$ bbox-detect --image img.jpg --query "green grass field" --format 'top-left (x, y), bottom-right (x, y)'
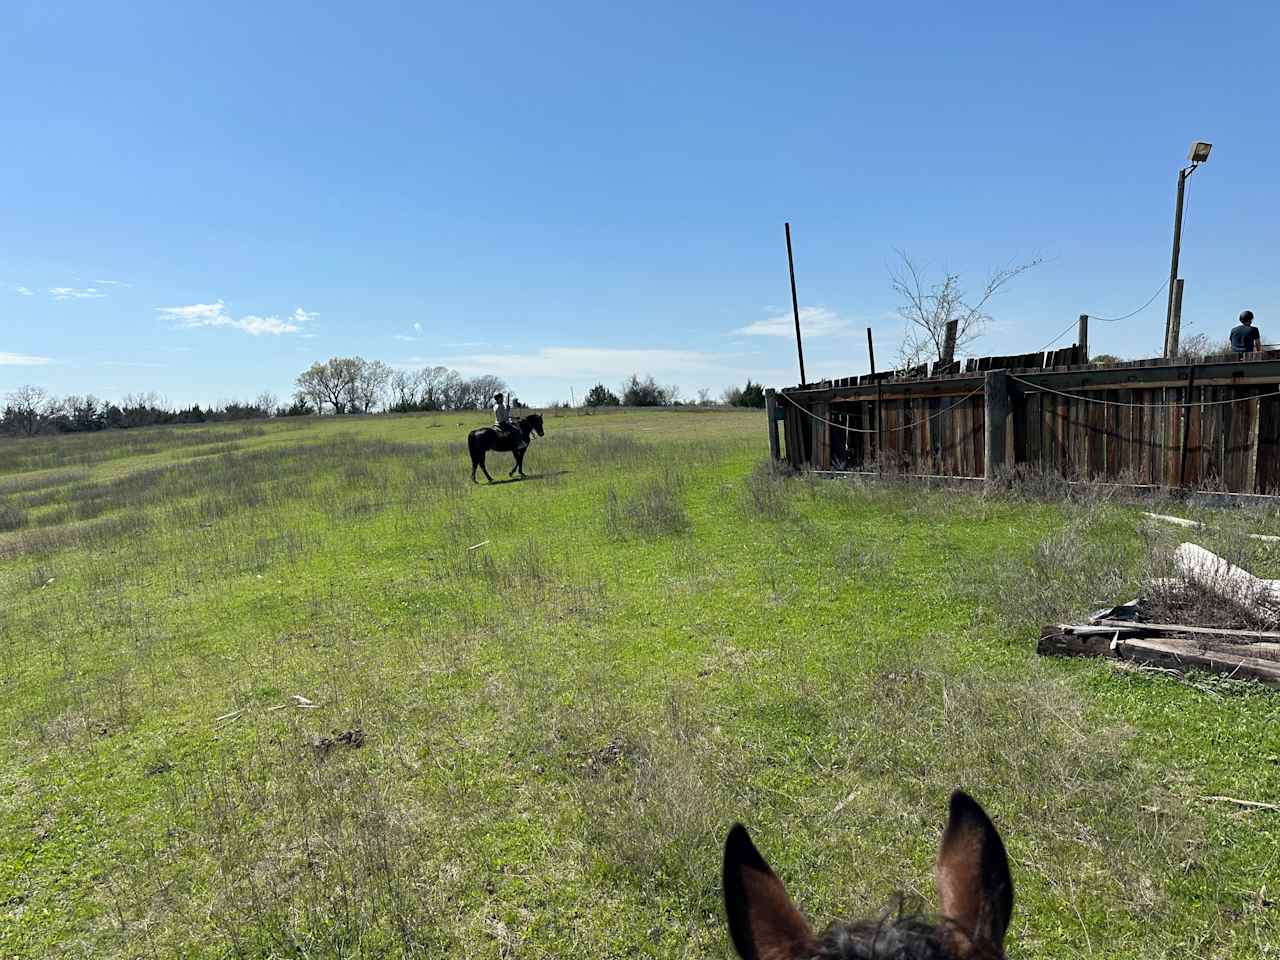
top-left (3, 408), bottom-right (1280, 958)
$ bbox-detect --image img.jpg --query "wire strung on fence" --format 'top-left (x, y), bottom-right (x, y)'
top-left (1008, 374), bottom-right (1280, 409)
top-left (778, 384), bottom-right (985, 434)
top-left (1035, 279), bottom-right (1171, 353)
top-left (1087, 279), bottom-right (1169, 323)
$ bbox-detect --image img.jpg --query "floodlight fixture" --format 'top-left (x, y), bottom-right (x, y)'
top-left (1188, 141), bottom-right (1212, 164)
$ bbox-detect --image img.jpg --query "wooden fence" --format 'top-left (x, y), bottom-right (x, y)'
top-left (768, 351), bottom-right (1280, 493)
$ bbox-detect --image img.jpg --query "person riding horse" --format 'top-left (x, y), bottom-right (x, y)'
top-left (492, 392), bottom-right (527, 454)
top-left (468, 405), bottom-right (544, 483)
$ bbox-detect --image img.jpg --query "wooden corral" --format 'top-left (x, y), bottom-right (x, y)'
top-left (767, 349), bottom-right (1280, 494)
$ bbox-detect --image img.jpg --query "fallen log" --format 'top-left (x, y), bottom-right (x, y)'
top-left (1173, 542), bottom-right (1280, 609)
top-left (1038, 624), bottom-right (1141, 658)
top-left (1039, 624), bottom-right (1280, 688)
top-left (1113, 635), bottom-right (1280, 687)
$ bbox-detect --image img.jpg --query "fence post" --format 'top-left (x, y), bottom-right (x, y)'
top-left (1165, 279), bottom-right (1185, 359)
top-left (942, 320), bottom-right (959, 364)
top-left (984, 370), bottom-right (1009, 483)
top-left (765, 389), bottom-right (781, 461)
top-left (1078, 315), bottom-right (1089, 362)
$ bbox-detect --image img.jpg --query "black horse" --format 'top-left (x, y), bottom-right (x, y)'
top-left (468, 413), bottom-right (545, 483)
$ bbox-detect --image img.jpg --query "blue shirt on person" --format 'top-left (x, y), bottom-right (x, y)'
top-left (1230, 323), bottom-right (1261, 354)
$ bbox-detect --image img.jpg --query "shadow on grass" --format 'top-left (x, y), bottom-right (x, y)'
top-left (480, 470), bottom-right (571, 485)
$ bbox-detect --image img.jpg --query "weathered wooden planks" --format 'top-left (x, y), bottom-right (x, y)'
top-left (780, 355), bottom-right (1280, 492)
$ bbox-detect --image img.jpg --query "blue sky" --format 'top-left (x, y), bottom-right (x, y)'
top-left (2, 0), bottom-right (1277, 406)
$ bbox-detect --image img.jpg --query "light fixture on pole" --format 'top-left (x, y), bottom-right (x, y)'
top-left (1163, 140), bottom-right (1212, 358)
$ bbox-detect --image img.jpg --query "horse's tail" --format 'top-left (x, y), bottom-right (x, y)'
top-left (467, 430), bottom-right (485, 467)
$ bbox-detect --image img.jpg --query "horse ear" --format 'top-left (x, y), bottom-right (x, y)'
top-left (935, 791), bottom-right (1014, 956)
top-left (722, 824), bottom-right (816, 960)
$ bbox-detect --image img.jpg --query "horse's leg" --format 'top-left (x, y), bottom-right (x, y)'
top-left (509, 449), bottom-right (520, 477)
top-left (516, 447), bottom-right (526, 477)
top-left (479, 451), bottom-right (495, 483)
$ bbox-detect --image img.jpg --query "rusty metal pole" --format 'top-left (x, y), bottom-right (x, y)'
top-left (785, 222), bottom-right (806, 385)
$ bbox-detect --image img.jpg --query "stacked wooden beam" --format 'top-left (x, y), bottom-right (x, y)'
top-left (1039, 620), bottom-right (1280, 687)
top-left (1038, 544), bottom-right (1280, 689)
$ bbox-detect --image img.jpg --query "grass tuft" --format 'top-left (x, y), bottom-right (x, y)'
top-left (603, 469), bottom-right (690, 538)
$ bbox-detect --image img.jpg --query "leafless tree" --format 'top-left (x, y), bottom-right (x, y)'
top-left (352, 359), bottom-right (392, 412)
top-left (5, 385), bottom-right (50, 435)
top-left (437, 369), bottom-right (467, 410)
top-left (254, 391), bottom-right (278, 416)
top-left (468, 374), bottom-right (508, 410)
top-left (1178, 333), bottom-right (1232, 360)
top-left (892, 250), bottom-right (1043, 368)
top-left (389, 369), bottom-right (419, 409)
top-left (417, 366), bottom-right (452, 410)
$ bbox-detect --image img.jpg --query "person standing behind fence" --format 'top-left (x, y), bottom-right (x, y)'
top-left (1231, 310), bottom-right (1262, 354)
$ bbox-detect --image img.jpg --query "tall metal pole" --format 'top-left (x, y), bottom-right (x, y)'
top-left (1163, 166), bottom-right (1189, 358)
top-left (866, 327), bottom-right (877, 374)
top-left (785, 222), bottom-right (806, 385)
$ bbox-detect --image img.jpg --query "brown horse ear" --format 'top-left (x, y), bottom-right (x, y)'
top-left (935, 791), bottom-right (1014, 956)
top-left (723, 824), bottom-right (816, 960)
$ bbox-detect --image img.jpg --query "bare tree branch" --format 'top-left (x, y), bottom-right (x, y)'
top-left (891, 251), bottom-right (1043, 369)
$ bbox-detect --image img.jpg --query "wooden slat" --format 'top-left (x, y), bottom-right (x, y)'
top-left (1258, 389), bottom-right (1280, 494)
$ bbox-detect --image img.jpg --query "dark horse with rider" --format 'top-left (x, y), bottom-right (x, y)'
top-left (468, 391), bottom-right (545, 483)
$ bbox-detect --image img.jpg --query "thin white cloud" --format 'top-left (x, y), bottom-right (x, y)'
top-left (93, 279), bottom-right (131, 287)
top-left (0, 352), bottom-right (54, 365)
top-left (733, 306), bottom-right (850, 338)
top-left (238, 314), bottom-right (302, 336)
top-left (50, 286), bottom-right (107, 300)
top-left (158, 300), bottom-right (226, 322)
top-left (15, 286), bottom-right (34, 296)
top-left (394, 321), bottom-right (426, 343)
top-left (158, 299), bottom-right (313, 336)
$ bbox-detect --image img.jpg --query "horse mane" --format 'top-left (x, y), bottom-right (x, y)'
top-left (809, 916), bottom-right (951, 960)
top-left (808, 904), bottom-right (1000, 960)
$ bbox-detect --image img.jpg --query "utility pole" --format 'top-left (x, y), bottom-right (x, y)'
top-left (785, 222), bottom-right (806, 385)
top-left (1163, 166), bottom-right (1189, 358)
top-left (1163, 141), bottom-right (1213, 358)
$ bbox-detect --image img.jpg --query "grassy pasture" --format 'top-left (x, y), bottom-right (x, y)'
top-left (2, 408), bottom-right (1279, 958)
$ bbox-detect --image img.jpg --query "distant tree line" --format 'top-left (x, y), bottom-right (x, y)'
top-left (583, 374), bottom-right (681, 408)
top-left (1, 356), bottom-right (517, 439)
top-left (581, 375), bottom-right (766, 409)
top-left (0, 385), bottom-right (283, 437)
top-left (293, 357), bottom-right (515, 415)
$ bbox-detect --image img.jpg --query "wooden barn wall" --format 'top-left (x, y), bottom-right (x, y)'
top-left (782, 380), bottom-right (1280, 494)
